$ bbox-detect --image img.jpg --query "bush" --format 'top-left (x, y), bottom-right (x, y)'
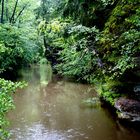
top-left (0, 78), bottom-right (27, 139)
top-left (0, 24), bottom-right (41, 74)
top-left (55, 24), bottom-right (101, 83)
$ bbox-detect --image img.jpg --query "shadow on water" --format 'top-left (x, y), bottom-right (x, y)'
top-left (6, 63), bottom-right (140, 140)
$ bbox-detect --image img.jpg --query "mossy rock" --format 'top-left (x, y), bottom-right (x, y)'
top-left (115, 97), bottom-right (140, 121)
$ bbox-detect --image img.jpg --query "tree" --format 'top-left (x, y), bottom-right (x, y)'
top-left (0, 0), bottom-right (42, 74)
top-left (0, 0), bottom-right (4, 23)
top-left (9, 0), bottom-right (19, 23)
top-left (0, 0), bottom-right (39, 24)
top-left (5, 0), bottom-right (9, 21)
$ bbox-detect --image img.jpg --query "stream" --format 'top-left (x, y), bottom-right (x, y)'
top-left (7, 64), bottom-right (140, 140)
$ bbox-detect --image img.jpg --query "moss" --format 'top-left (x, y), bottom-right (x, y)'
top-left (97, 0), bottom-right (140, 81)
top-left (104, 1), bottom-right (139, 34)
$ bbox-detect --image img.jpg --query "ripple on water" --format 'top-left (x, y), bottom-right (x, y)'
top-left (9, 123), bottom-right (87, 140)
top-left (10, 124), bottom-right (66, 140)
top-left (7, 65), bottom-right (140, 140)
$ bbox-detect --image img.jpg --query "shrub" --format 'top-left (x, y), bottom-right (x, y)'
top-left (0, 78), bottom-right (27, 139)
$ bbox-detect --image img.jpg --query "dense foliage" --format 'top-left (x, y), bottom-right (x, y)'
top-left (0, 0), bottom-right (43, 75)
top-left (0, 24), bottom-right (41, 75)
top-left (63, 0), bottom-right (117, 28)
top-left (55, 24), bottom-right (100, 82)
top-left (37, 0), bottom-right (140, 104)
top-left (0, 79), bottom-right (27, 139)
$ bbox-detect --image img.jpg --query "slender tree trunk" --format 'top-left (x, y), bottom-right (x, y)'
top-left (42, 0), bottom-right (46, 20)
top-left (43, 36), bottom-right (49, 57)
top-left (5, 0), bottom-right (9, 22)
top-left (1, 0), bottom-right (5, 23)
top-left (43, 36), bottom-right (47, 49)
top-left (14, 4), bottom-right (28, 23)
top-left (10, 0), bottom-right (18, 23)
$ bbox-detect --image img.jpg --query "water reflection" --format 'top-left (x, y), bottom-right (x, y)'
top-left (7, 65), bottom-right (140, 140)
top-left (40, 58), bottom-right (52, 86)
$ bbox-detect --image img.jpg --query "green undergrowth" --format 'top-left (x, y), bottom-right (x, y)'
top-left (0, 78), bottom-right (27, 139)
top-left (96, 0), bottom-right (140, 105)
top-left (96, 80), bottom-right (125, 105)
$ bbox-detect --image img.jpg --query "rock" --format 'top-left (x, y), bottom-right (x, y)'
top-left (115, 97), bottom-right (140, 122)
top-left (133, 84), bottom-right (140, 101)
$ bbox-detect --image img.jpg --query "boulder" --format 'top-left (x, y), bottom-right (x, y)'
top-left (115, 97), bottom-right (140, 122)
top-left (133, 84), bottom-right (140, 101)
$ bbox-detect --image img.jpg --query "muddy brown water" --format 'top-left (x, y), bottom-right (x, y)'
top-left (7, 65), bottom-right (140, 140)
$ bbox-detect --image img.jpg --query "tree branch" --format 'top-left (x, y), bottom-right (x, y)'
top-left (14, 4), bottom-right (28, 23)
top-left (10, 0), bottom-right (19, 23)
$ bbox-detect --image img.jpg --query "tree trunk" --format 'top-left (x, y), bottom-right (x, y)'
top-left (14, 4), bottom-right (28, 23)
top-left (1, 0), bottom-right (5, 23)
top-left (10, 0), bottom-right (18, 23)
top-left (5, 0), bottom-right (9, 22)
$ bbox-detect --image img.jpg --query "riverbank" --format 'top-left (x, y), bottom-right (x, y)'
top-left (96, 81), bottom-right (140, 122)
